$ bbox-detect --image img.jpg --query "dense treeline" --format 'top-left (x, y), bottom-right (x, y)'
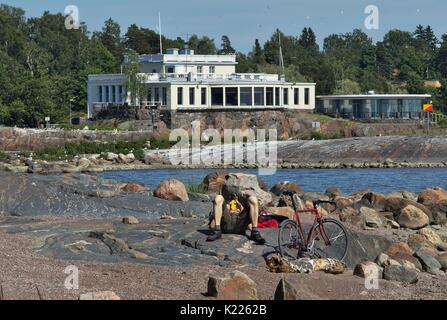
top-left (0, 4), bottom-right (446, 127)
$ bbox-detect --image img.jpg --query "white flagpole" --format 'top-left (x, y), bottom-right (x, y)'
top-left (158, 12), bottom-right (163, 55)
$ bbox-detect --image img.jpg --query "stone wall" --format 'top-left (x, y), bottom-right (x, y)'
top-left (0, 127), bottom-right (153, 151)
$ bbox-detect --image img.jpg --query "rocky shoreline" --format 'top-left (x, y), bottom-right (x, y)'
top-left (0, 168), bottom-right (446, 299)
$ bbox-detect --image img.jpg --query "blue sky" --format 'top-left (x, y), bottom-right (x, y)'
top-left (2, 0), bottom-right (446, 52)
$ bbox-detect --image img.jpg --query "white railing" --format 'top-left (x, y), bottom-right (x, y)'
top-left (142, 73), bottom-right (280, 82)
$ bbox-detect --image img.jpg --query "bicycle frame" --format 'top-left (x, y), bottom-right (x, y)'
top-left (292, 206), bottom-right (332, 252)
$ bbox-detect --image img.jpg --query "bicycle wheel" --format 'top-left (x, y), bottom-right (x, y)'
top-left (278, 219), bottom-right (303, 261)
top-left (309, 218), bottom-right (349, 262)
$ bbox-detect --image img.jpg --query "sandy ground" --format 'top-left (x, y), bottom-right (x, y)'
top-left (0, 229), bottom-right (446, 300)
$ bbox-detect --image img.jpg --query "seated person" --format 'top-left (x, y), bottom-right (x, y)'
top-left (207, 194), bottom-right (266, 244)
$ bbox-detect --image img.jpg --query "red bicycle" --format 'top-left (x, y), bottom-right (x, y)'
top-left (278, 190), bottom-right (349, 262)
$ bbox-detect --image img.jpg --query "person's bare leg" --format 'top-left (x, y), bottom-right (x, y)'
top-left (248, 196), bottom-right (259, 228)
top-left (247, 196), bottom-right (266, 244)
top-left (207, 195), bottom-right (224, 241)
top-left (213, 195), bottom-right (224, 228)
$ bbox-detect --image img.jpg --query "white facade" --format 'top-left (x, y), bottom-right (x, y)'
top-left (87, 48), bottom-right (316, 118)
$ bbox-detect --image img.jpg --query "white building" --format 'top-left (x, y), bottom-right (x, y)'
top-left (87, 48), bottom-right (316, 119)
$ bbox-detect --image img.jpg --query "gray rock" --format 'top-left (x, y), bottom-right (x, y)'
top-left (414, 249), bottom-right (442, 274)
top-left (274, 278), bottom-right (298, 300)
top-left (436, 253), bottom-right (447, 271)
top-left (383, 265), bottom-right (419, 284)
top-left (360, 207), bottom-right (382, 229)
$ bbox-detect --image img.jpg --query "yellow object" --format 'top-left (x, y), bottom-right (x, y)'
top-left (230, 200), bottom-right (237, 210)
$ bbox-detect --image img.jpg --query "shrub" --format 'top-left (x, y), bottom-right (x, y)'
top-left (0, 151), bottom-right (9, 162)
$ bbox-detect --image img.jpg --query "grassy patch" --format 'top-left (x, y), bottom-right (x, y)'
top-left (309, 131), bottom-right (342, 140)
top-left (0, 151), bottom-right (9, 162)
top-left (21, 136), bottom-right (176, 161)
top-left (186, 180), bottom-right (208, 194)
top-left (439, 118), bottom-right (447, 129)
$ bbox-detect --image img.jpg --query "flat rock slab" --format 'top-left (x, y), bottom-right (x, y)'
top-left (0, 215), bottom-right (392, 269)
top-left (0, 172), bottom-right (211, 218)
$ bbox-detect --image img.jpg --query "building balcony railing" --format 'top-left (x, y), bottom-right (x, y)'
top-left (142, 73), bottom-right (281, 83)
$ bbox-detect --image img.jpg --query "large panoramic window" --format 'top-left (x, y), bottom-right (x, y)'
top-left (304, 88), bottom-right (310, 105)
top-left (240, 87), bottom-right (253, 106)
top-left (283, 88), bottom-right (288, 105)
top-left (118, 86), bottom-right (123, 103)
top-left (275, 87), bottom-right (280, 106)
top-left (201, 88), bottom-right (207, 105)
top-left (211, 87), bottom-right (223, 105)
top-left (162, 87), bottom-right (167, 106)
top-left (147, 87), bottom-right (152, 103)
top-left (154, 87), bottom-right (160, 103)
top-left (254, 87), bottom-right (264, 106)
top-left (266, 87), bottom-right (274, 106)
top-left (189, 87), bottom-right (195, 105)
top-left (225, 87), bottom-right (238, 106)
top-left (294, 88), bottom-right (299, 105)
top-left (177, 87), bottom-right (183, 105)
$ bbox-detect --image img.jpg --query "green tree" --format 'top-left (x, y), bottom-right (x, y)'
top-left (218, 35), bottom-right (235, 54)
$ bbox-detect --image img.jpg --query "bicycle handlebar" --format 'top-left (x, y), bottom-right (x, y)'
top-left (280, 190), bottom-right (338, 212)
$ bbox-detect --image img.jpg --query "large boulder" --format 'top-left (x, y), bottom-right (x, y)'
top-left (270, 181), bottom-right (304, 196)
top-left (266, 207), bottom-right (295, 220)
top-left (423, 200), bottom-right (447, 225)
top-left (407, 234), bottom-right (437, 252)
top-left (383, 265), bottom-right (418, 284)
top-left (207, 271), bottom-right (257, 300)
top-left (360, 207), bottom-right (382, 229)
top-left (418, 187), bottom-right (447, 205)
top-left (417, 227), bottom-right (442, 245)
top-left (384, 242), bottom-right (414, 257)
top-left (222, 173), bottom-right (272, 207)
top-left (202, 172), bottom-right (228, 194)
top-left (153, 179), bottom-right (189, 202)
top-left (325, 186), bottom-right (342, 199)
top-left (414, 248), bottom-right (442, 275)
top-left (436, 252), bottom-right (447, 271)
top-left (397, 205), bottom-right (430, 230)
top-left (362, 192), bottom-right (386, 210)
top-left (385, 197), bottom-right (433, 222)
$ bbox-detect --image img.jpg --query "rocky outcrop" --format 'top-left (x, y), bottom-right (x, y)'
top-left (222, 173), bottom-right (272, 207)
top-left (153, 179), bottom-right (189, 202)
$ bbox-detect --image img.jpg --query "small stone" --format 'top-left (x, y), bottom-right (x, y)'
top-left (274, 278), bottom-right (298, 300)
top-left (79, 291), bottom-right (120, 300)
top-left (383, 265), bottom-right (418, 284)
top-left (122, 216), bottom-right (139, 225)
top-left (375, 253), bottom-right (390, 267)
top-left (160, 214), bottom-right (175, 220)
top-left (353, 261), bottom-right (382, 279)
